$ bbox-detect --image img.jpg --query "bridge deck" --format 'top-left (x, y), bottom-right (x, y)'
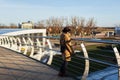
top-left (0, 47), bottom-right (74, 80)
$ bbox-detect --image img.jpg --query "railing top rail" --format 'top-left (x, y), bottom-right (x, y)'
top-left (73, 38), bottom-right (120, 45)
top-left (24, 36), bottom-right (120, 45)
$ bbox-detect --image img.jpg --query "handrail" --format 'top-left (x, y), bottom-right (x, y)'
top-left (73, 38), bottom-right (120, 44)
top-left (1, 35), bottom-right (120, 44)
top-left (21, 35), bottom-right (120, 44)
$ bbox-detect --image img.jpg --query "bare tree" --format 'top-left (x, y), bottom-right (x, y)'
top-left (70, 16), bottom-right (86, 37)
top-left (85, 18), bottom-right (96, 36)
top-left (36, 20), bottom-right (45, 29)
top-left (78, 18), bottom-right (85, 37)
top-left (70, 17), bottom-right (96, 38)
top-left (10, 23), bottom-right (17, 28)
top-left (70, 16), bottom-right (80, 36)
top-left (64, 17), bottom-right (70, 26)
top-left (46, 17), bottom-right (64, 35)
top-left (0, 23), bottom-right (6, 28)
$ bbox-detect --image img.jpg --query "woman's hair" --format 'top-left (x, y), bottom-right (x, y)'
top-left (62, 27), bottom-right (71, 33)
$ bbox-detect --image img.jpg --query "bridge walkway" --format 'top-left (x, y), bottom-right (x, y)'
top-left (0, 47), bottom-right (74, 80)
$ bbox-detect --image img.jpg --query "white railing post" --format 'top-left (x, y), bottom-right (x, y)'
top-left (46, 39), bottom-right (53, 65)
top-left (9, 37), bottom-right (13, 49)
top-left (0, 38), bottom-right (1, 45)
top-left (4, 37), bottom-right (7, 47)
top-left (1, 38), bottom-right (4, 46)
top-left (6, 37), bottom-right (10, 48)
top-left (112, 44), bottom-right (120, 80)
top-left (22, 37), bottom-right (28, 55)
top-left (80, 42), bottom-right (90, 80)
top-left (10, 37), bottom-right (13, 49)
top-left (12, 37), bottom-right (17, 51)
top-left (2, 38), bottom-right (5, 46)
top-left (28, 37), bottom-right (34, 57)
top-left (34, 38), bottom-right (42, 60)
top-left (16, 37), bottom-right (22, 52)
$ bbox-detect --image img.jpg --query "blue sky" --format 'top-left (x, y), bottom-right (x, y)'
top-left (0, 0), bottom-right (120, 27)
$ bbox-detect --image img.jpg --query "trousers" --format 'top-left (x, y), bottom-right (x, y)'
top-left (59, 60), bottom-right (69, 75)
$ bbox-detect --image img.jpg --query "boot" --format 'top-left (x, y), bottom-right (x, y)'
top-left (58, 72), bottom-right (65, 77)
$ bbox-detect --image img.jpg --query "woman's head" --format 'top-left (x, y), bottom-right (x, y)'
top-left (62, 27), bottom-right (71, 33)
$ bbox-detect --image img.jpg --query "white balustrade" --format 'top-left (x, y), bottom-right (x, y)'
top-left (0, 34), bottom-right (120, 80)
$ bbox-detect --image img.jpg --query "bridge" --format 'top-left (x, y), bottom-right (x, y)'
top-left (0, 29), bottom-right (120, 80)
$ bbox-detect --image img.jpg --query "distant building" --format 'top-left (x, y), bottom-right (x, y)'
top-left (105, 31), bottom-right (114, 37)
top-left (19, 21), bottom-right (34, 29)
top-left (115, 27), bottom-right (120, 36)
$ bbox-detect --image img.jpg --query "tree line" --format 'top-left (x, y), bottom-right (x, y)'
top-left (0, 16), bottom-right (96, 37)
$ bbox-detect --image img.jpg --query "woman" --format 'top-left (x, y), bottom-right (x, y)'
top-left (58, 27), bottom-right (74, 77)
